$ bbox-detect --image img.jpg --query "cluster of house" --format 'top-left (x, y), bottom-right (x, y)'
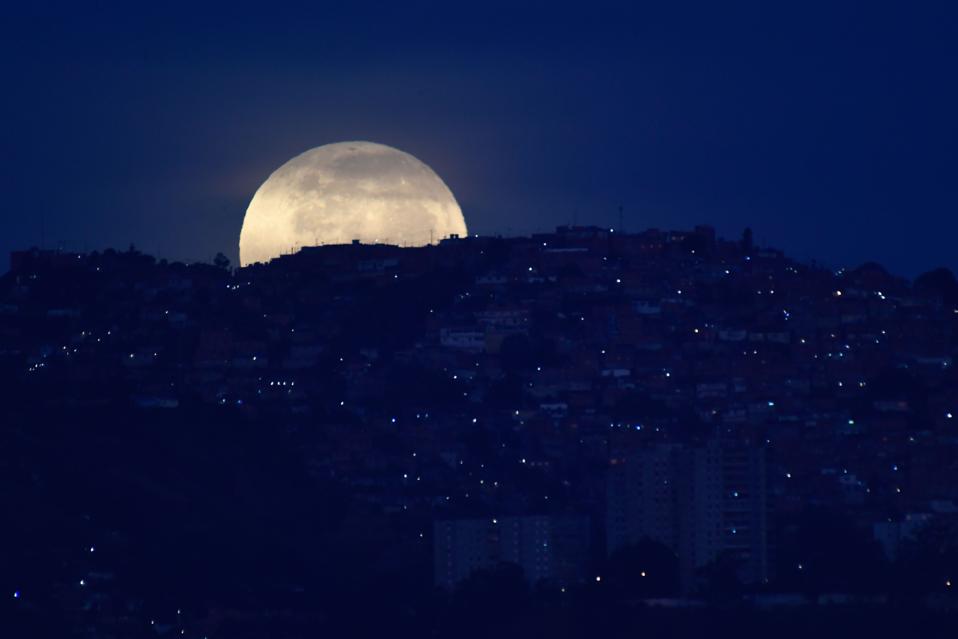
top-left (3, 223), bottom-right (957, 594)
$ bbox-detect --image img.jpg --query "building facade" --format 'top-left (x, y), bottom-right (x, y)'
top-left (434, 514), bottom-right (590, 589)
top-left (607, 441), bottom-right (767, 590)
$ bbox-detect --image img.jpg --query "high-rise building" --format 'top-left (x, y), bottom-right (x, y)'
top-left (607, 441), bottom-right (767, 591)
top-left (607, 444), bottom-right (679, 554)
top-left (434, 514), bottom-right (590, 589)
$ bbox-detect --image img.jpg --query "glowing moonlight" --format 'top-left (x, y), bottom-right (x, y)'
top-left (239, 141), bottom-right (467, 266)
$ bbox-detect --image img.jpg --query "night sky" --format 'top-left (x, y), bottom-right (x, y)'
top-left (2, 2), bottom-right (956, 275)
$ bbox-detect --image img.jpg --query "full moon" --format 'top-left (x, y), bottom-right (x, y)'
top-left (238, 141), bottom-right (467, 266)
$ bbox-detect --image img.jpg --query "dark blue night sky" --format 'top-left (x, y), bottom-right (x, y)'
top-left (2, 1), bottom-right (956, 275)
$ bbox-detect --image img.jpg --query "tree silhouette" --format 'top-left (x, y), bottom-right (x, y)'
top-left (914, 267), bottom-right (958, 306)
top-left (213, 252), bottom-right (231, 270)
top-left (604, 539), bottom-right (679, 598)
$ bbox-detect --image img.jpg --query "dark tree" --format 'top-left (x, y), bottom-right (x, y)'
top-left (697, 551), bottom-right (744, 602)
top-left (443, 563), bottom-right (531, 638)
top-left (914, 267), bottom-right (958, 306)
top-left (604, 540), bottom-right (679, 598)
top-left (777, 509), bottom-right (889, 595)
top-left (213, 252), bottom-right (231, 270)
top-left (894, 520), bottom-right (958, 598)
